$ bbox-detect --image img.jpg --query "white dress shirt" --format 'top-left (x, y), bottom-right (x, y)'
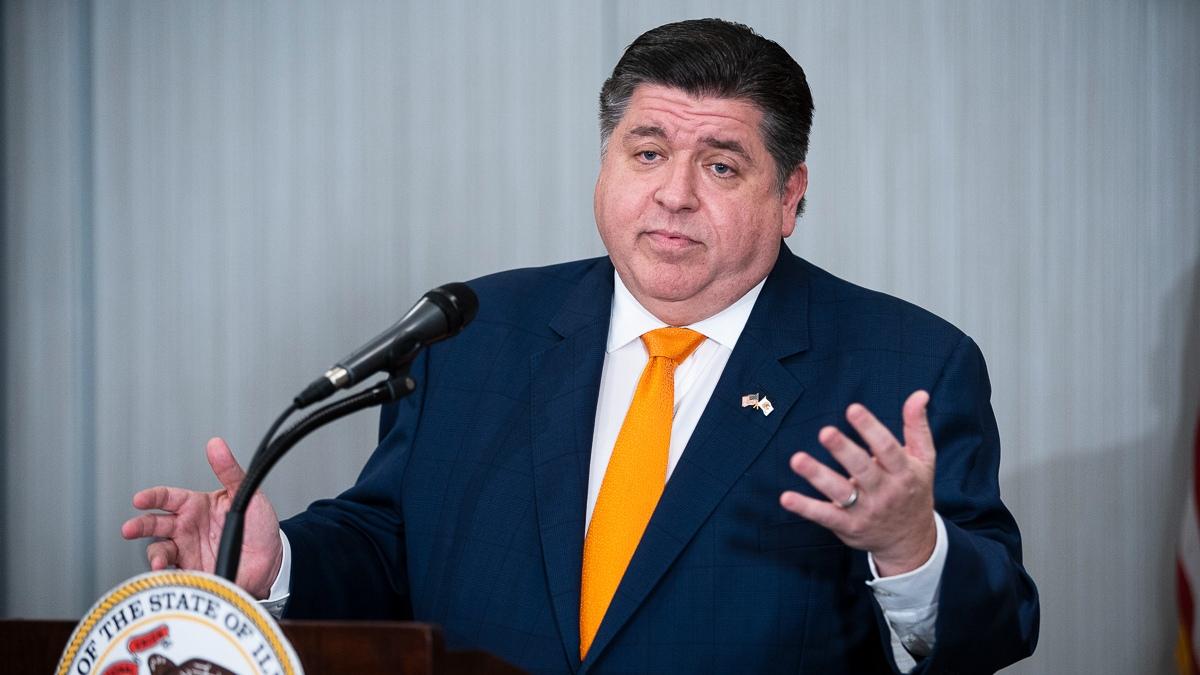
top-left (266, 269), bottom-right (948, 671)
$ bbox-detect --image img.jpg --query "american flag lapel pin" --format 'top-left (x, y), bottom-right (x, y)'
top-left (741, 393), bottom-right (760, 408)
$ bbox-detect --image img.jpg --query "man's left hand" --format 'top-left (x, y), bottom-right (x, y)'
top-left (779, 390), bottom-right (938, 576)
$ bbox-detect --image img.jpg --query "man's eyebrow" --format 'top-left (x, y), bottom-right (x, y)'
top-left (700, 136), bottom-right (753, 164)
top-left (624, 125), bottom-right (668, 140)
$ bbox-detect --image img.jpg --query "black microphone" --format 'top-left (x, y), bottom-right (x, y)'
top-left (293, 282), bottom-right (478, 407)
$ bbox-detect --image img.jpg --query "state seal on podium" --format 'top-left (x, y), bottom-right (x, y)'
top-left (57, 570), bottom-right (303, 675)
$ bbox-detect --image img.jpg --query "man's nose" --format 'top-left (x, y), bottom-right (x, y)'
top-left (654, 160), bottom-right (700, 212)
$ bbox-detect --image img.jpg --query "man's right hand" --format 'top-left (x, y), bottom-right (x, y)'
top-left (121, 437), bottom-right (283, 599)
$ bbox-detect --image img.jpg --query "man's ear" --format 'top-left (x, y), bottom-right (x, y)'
top-left (780, 163), bottom-right (808, 237)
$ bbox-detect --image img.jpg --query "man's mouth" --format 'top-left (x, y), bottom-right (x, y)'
top-left (643, 229), bottom-right (700, 249)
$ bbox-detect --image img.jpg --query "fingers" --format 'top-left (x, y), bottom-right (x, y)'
top-left (131, 485), bottom-right (190, 512)
top-left (788, 451), bottom-right (856, 505)
top-left (817, 425), bottom-right (877, 480)
top-left (844, 403), bottom-right (906, 472)
top-left (206, 437), bottom-right (246, 493)
top-left (780, 393), bottom-right (938, 565)
top-left (121, 513), bottom-right (176, 540)
top-left (146, 540), bottom-right (179, 570)
top-left (902, 390), bottom-right (935, 462)
top-left (779, 490), bottom-right (852, 533)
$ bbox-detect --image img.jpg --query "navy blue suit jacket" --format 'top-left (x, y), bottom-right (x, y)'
top-left (281, 246), bottom-right (1039, 673)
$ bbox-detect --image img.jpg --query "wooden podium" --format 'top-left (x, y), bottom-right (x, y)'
top-left (0, 619), bottom-right (525, 674)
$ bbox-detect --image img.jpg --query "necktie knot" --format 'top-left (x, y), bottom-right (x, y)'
top-left (641, 327), bottom-right (705, 364)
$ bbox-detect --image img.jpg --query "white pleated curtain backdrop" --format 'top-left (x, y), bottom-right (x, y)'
top-left (3, 2), bottom-right (1198, 673)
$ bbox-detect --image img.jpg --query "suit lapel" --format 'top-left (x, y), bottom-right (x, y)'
top-left (530, 259), bottom-right (615, 672)
top-left (581, 247), bottom-right (812, 666)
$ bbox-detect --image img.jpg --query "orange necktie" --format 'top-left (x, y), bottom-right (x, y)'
top-left (579, 326), bottom-right (706, 658)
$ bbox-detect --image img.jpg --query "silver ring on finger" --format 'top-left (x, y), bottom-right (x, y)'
top-left (836, 487), bottom-right (860, 509)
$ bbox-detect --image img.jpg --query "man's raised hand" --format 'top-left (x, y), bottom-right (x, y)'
top-left (780, 390), bottom-right (938, 576)
top-left (120, 437), bottom-right (283, 599)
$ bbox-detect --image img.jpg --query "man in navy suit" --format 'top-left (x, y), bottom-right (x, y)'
top-left (124, 19), bottom-right (1038, 673)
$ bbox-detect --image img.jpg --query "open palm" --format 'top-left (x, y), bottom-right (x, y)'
top-left (121, 437), bottom-right (283, 599)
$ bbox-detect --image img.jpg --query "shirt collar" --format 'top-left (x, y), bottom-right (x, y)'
top-left (607, 271), bottom-right (766, 353)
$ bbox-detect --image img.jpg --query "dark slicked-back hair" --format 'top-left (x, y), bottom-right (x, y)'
top-left (599, 18), bottom-right (814, 216)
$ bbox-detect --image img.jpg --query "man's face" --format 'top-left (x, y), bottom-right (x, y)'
top-left (595, 84), bottom-right (807, 325)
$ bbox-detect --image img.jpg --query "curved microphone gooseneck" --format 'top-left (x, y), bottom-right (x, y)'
top-left (213, 283), bottom-right (478, 584)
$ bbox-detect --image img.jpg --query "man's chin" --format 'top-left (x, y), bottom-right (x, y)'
top-left (629, 275), bottom-right (710, 307)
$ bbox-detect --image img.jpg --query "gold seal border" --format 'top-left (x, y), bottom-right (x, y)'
top-left (57, 571), bottom-right (299, 675)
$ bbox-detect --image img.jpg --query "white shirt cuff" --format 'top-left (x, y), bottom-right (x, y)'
top-left (865, 512), bottom-right (947, 671)
top-left (259, 529), bottom-right (292, 619)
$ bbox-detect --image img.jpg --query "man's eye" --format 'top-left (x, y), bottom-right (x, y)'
top-left (711, 163), bottom-right (733, 176)
top-left (638, 151), bottom-right (660, 162)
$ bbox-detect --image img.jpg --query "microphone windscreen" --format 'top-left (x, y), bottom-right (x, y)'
top-left (425, 282), bottom-right (478, 333)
